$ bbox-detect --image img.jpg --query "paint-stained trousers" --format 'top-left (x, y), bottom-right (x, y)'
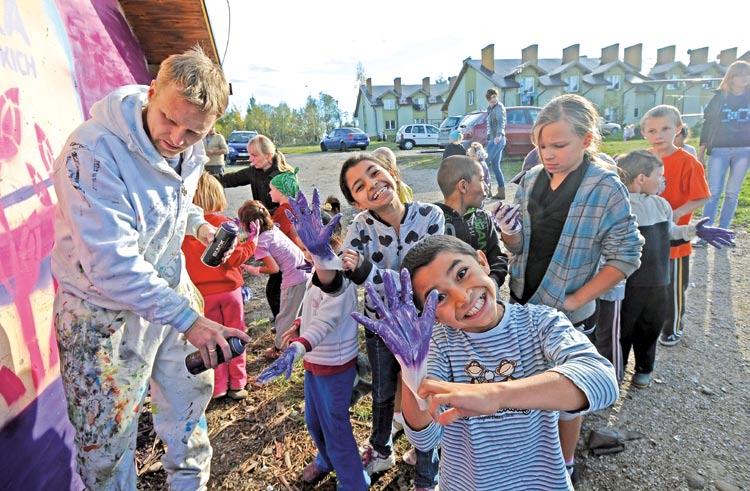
top-left (54, 281), bottom-right (213, 491)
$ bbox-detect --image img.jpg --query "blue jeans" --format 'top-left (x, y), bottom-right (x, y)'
top-left (305, 366), bottom-right (370, 490)
top-left (703, 147), bottom-right (750, 228)
top-left (486, 137), bottom-right (506, 189)
top-left (365, 331), bottom-right (439, 487)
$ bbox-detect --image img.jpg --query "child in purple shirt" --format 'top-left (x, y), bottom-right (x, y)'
top-left (238, 200), bottom-right (310, 358)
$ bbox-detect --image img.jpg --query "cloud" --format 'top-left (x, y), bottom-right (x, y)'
top-left (247, 65), bottom-right (278, 73)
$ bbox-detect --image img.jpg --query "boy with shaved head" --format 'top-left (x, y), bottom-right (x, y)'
top-left (436, 156), bottom-right (508, 289)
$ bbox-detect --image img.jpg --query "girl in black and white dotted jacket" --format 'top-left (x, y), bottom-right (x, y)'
top-left (314, 153), bottom-right (443, 487)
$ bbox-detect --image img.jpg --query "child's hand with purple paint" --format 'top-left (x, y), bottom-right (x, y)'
top-left (256, 342), bottom-right (305, 384)
top-left (695, 217), bottom-right (736, 248)
top-left (286, 188), bottom-right (343, 270)
top-left (492, 202), bottom-right (522, 236)
top-left (351, 269), bottom-right (438, 410)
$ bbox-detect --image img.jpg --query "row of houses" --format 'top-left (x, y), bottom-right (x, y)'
top-left (354, 43), bottom-right (750, 139)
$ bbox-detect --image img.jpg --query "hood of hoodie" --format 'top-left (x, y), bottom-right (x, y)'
top-left (88, 84), bottom-right (205, 171)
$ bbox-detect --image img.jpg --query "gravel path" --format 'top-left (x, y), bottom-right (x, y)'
top-left (218, 151), bottom-right (749, 490)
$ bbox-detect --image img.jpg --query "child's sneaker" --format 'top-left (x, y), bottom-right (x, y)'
top-left (631, 372), bottom-right (652, 388)
top-left (658, 333), bottom-right (681, 347)
top-left (301, 461), bottom-right (329, 484)
top-left (361, 445), bottom-right (396, 475)
top-left (227, 388), bottom-right (248, 400)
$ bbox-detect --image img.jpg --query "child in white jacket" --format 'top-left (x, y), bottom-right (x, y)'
top-left (256, 212), bottom-right (370, 490)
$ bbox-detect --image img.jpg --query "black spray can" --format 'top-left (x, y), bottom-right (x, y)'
top-left (185, 337), bottom-right (247, 375)
top-left (201, 221), bottom-right (239, 267)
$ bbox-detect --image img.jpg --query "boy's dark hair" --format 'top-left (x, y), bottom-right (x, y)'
top-left (320, 211), bottom-right (343, 249)
top-left (402, 235), bottom-right (479, 288)
top-left (616, 150), bottom-right (663, 185)
top-left (437, 156), bottom-right (481, 197)
top-left (485, 88), bottom-right (499, 100)
top-left (324, 195), bottom-right (341, 215)
top-left (237, 200), bottom-right (274, 232)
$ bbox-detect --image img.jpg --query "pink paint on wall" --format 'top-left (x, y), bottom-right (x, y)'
top-left (54, 0), bottom-right (151, 118)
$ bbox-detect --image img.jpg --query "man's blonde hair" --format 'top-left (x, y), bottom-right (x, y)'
top-left (193, 172), bottom-right (227, 212)
top-left (640, 104), bottom-right (683, 130)
top-left (156, 46), bottom-right (229, 116)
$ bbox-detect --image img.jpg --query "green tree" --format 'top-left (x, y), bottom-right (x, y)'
top-left (318, 92), bottom-right (342, 133)
top-left (301, 96), bottom-right (325, 144)
top-left (244, 97), bottom-right (272, 136)
top-left (215, 106), bottom-right (243, 137)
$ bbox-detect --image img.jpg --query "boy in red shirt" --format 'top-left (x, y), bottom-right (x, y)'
top-left (641, 105), bottom-right (710, 346)
top-left (182, 173), bottom-right (258, 399)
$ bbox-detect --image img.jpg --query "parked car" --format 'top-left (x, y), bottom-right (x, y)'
top-left (320, 127), bottom-right (369, 151)
top-left (457, 106), bottom-right (541, 156)
top-left (395, 124), bottom-right (440, 150)
top-left (438, 115), bottom-right (464, 148)
top-left (226, 130), bottom-right (258, 164)
top-left (599, 118), bottom-right (622, 136)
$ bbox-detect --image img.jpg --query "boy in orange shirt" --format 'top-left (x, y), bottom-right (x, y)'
top-left (641, 105), bottom-right (710, 346)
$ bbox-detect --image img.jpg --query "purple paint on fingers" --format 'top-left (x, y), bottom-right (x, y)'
top-left (286, 188), bottom-right (342, 268)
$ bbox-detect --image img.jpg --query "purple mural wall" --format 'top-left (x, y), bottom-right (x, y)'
top-left (0, 0), bottom-right (150, 488)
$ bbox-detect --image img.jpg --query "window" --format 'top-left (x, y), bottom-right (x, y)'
top-left (412, 125), bottom-right (425, 134)
top-left (566, 75), bottom-right (580, 93)
top-left (703, 80), bottom-right (718, 90)
top-left (666, 75), bottom-right (679, 90)
top-left (404, 125), bottom-right (412, 133)
top-left (634, 107), bottom-right (639, 118)
top-left (414, 118), bottom-right (426, 124)
top-left (507, 109), bottom-right (527, 125)
top-left (468, 90), bottom-right (475, 106)
top-left (606, 75), bottom-right (621, 90)
top-left (415, 97), bottom-right (426, 110)
top-left (528, 108), bottom-right (540, 123)
top-left (383, 98), bottom-right (396, 110)
top-left (385, 120), bottom-right (396, 130)
top-left (520, 77), bottom-right (535, 105)
top-left (426, 126), bottom-right (438, 134)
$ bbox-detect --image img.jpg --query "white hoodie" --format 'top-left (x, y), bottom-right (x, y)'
top-left (51, 85), bottom-right (208, 332)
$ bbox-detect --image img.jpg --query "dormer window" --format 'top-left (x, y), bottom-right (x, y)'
top-left (606, 75), bottom-right (621, 90)
top-left (566, 75), bottom-right (580, 93)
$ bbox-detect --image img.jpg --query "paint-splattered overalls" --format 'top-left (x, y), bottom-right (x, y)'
top-left (51, 86), bottom-right (213, 490)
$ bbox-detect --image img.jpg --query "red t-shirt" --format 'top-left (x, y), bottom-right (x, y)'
top-left (658, 148), bottom-right (710, 259)
top-left (272, 203), bottom-right (300, 242)
top-left (182, 213), bottom-right (256, 296)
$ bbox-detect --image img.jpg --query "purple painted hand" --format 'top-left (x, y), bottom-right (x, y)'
top-left (351, 269), bottom-right (438, 409)
top-left (286, 188), bottom-right (343, 270)
top-left (492, 202), bottom-right (522, 235)
top-left (695, 217), bottom-right (736, 248)
top-left (256, 342), bottom-right (305, 384)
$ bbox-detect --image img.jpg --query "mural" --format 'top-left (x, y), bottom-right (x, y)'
top-left (0, 0), bottom-right (149, 488)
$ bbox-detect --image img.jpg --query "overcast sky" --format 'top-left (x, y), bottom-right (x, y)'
top-left (205, 0), bottom-right (747, 117)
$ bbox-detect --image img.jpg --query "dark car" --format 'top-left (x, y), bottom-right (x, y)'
top-left (458, 106), bottom-right (541, 156)
top-left (226, 130), bottom-right (258, 164)
top-left (320, 128), bottom-right (369, 152)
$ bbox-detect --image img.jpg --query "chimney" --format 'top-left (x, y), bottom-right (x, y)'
top-left (601, 43), bottom-right (619, 64)
top-left (522, 44), bottom-right (538, 65)
top-left (394, 77), bottom-right (402, 95)
top-left (365, 78), bottom-right (372, 95)
top-left (624, 44), bottom-right (643, 71)
top-left (448, 76), bottom-right (456, 87)
top-left (562, 44), bottom-right (580, 64)
top-left (717, 47), bottom-right (737, 66)
top-left (656, 45), bottom-right (676, 66)
top-left (422, 77), bottom-right (431, 95)
top-left (688, 47), bottom-right (709, 66)
top-left (481, 44), bottom-right (495, 73)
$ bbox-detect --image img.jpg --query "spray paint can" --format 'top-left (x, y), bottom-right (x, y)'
top-left (201, 221), bottom-right (239, 267)
top-left (185, 337), bottom-right (247, 375)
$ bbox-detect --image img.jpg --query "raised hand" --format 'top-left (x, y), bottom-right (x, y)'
top-left (286, 188), bottom-right (343, 270)
top-left (256, 342), bottom-right (305, 384)
top-left (492, 202), bottom-right (522, 235)
top-left (351, 269), bottom-right (438, 409)
top-left (695, 217), bottom-right (736, 248)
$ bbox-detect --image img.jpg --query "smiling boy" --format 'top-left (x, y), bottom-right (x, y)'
top-left (396, 235), bottom-right (618, 491)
